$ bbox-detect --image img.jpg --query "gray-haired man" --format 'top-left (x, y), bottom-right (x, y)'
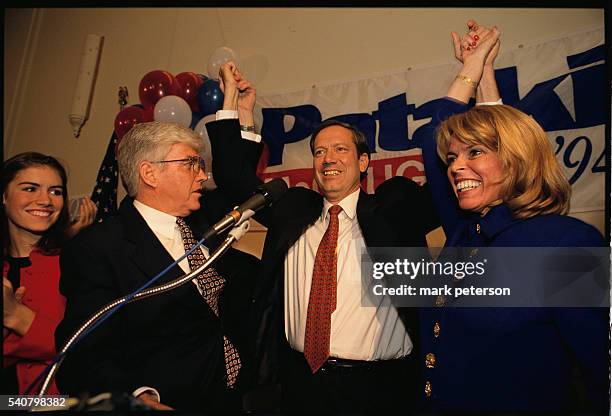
top-left (56, 122), bottom-right (259, 410)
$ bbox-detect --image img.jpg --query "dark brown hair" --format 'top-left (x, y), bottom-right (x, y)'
top-left (2, 152), bottom-right (70, 255)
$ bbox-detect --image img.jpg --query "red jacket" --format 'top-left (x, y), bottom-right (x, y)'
top-left (3, 250), bottom-right (65, 395)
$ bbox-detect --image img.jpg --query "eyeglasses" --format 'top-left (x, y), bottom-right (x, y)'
top-left (152, 156), bottom-right (208, 176)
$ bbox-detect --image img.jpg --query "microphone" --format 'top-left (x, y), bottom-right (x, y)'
top-left (201, 178), bottom-right (288, 241)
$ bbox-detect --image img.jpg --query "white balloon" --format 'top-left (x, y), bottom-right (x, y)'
top-left (153, 95), bottom-right (192, 127)
top-left (207, 46), bottom-right (238, 80)
top-left (193, 114), bottom-right (218, 190)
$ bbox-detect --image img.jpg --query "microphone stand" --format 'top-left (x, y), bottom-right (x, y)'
top-left (38, 221), bottom-right (251, 397)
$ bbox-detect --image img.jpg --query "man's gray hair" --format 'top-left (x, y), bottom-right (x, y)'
top-left (117, 121), bottom-right (203, 197)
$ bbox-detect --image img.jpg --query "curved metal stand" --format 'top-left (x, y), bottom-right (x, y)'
top-left (39, 222), bottom-right (248, 396)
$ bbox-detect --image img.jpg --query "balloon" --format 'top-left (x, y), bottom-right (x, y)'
top-left (131, 103), bottom-right (154, 122)
top-left (193, 114), bottom-right (218, 190)
top-left (190, 112), bottom-right (203, 129)
top-left (207, 46), bottom-right (238, 80)
top-left (142, 106), bottom-right (155, 122)
top-left (175, 72), bottom-right (204, 113)
top-left (192, 114), bottom-right (215, 139)
top-left (138, 70), bottom-right (179, 109)
top-left (196, 79), bottom-right (224, 116)
top-left (114, 106), bottom-right (146, 139)
top-left (153, 95), bottom-right (192, 127)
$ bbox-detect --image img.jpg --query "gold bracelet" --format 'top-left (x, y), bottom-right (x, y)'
top-left (456, 74), bottom-right (478, 89)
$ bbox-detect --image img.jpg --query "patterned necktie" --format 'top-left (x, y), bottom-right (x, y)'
top-left (303, 204), bottom-right (343, 373)
top-left (176, 217), bottom-right (241, 388)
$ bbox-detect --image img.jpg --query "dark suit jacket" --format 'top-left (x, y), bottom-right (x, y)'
top-left (55, 196), bottom-right (259, 410)
top-left (207, 118), bottom-right (440, 385)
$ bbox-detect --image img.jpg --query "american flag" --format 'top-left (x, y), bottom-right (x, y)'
top-left (90, 132), bottom-right (119, 222)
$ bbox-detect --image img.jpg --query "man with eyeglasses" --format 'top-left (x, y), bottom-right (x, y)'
top-left (55, 121), bottom-right (259, 410)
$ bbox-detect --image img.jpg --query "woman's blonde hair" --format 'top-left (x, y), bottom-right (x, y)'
top-left (436, 104), bottom-right (570, 219)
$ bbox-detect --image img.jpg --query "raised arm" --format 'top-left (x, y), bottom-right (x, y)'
top-left (421, 22), bottom-right (501, 239)
top-left (451, 20), bottom-right (501, 104)
top-left (208, 62), bottom-right (275, 227)
top-left (448, 22), bottom-right (500, 103)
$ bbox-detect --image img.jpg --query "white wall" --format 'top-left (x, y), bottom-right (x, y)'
top-left (4, 8), bottom-right (605, 256)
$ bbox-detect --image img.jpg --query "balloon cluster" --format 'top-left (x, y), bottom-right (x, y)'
top-left (113, 46), bottom-right (239, 141)
top-left (113, 47), bottom-right (239, 190)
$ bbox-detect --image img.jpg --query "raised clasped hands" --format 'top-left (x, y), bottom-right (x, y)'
top-left (452, 20), bottom-right (500, 68)
top-left (218, 60), bottom-right (240, 95)
top-left (218, 61), bottom-right (256, 119)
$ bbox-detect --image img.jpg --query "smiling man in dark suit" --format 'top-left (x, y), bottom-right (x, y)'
top-left (55, 121), bottom-right (258, 410)
top-left (206, 62), bottom-right (440, 412)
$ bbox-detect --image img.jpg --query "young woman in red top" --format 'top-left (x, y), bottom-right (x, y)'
top-left (2, 152), bottom-right (96, 395)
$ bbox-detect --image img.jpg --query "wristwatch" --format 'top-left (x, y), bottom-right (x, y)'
top-left (240, 125), bottom-right (256, 133)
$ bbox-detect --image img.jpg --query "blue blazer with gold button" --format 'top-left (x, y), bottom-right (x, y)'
top-left (418, 98), bottom-right (609, 412)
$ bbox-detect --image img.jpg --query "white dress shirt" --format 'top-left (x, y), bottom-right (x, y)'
top-left (133, 200), bottom-right (210, 287)
top-left (132, 199), bottom-right (210, 402)
top-left (284, 189), bottom-right (412, 361)
top-left (217, 110), bottom-right (411, 360)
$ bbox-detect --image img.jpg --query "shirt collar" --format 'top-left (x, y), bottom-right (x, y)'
top-left (133, 199), bottom-right (179, 240)
top-left (321, 188), bottom-right (360, 222)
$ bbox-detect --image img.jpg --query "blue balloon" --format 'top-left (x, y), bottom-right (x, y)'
top-left (197, 79), bottom-right (224, 116)
top-left (190, 111), bottom-right (203, 129)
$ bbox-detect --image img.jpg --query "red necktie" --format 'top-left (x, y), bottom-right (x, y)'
top-left (176, 217), bottom-right (241, 388)
top-left (303, 205), bottom-right (342, 373)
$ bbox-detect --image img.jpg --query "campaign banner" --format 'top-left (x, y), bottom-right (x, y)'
top-left (254, 27), bottom-right (605, 214)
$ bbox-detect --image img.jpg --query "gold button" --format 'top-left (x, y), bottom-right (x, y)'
top-left (435, 295), bottom-right (446, 307)
top-left (424, 380), bottom-right (432, 398)
top-left (425, 352), bottom-right (436, 369)
top-left (469, 248), bottom-right (479, 257)
top-left (433, 322), bottom-right (441, 338)
top-left (475, 223), bottom-right (481, 234)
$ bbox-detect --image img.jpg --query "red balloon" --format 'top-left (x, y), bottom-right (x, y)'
top-left (138, 70), bottom-right (179, 109)
top-left (176, 71), bottom-right (204, 112)
top-left (142, 106), bottom-right (155, 122)
top-left (114, 106), bottom-right (145, 139)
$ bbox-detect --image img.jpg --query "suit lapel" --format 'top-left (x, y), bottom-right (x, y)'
top-left (356, 190), bottom-right (418, 335)
top-left (254, 190), bottom-right (322, 303)
top-left (120, 198), bottom-right (182, 283)
top-left (272, 192), bottom-right (322, 262)
top-left (118, 198), bottom-right (207, 312)
top-left (356, 190), bottom-right (396, 249)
